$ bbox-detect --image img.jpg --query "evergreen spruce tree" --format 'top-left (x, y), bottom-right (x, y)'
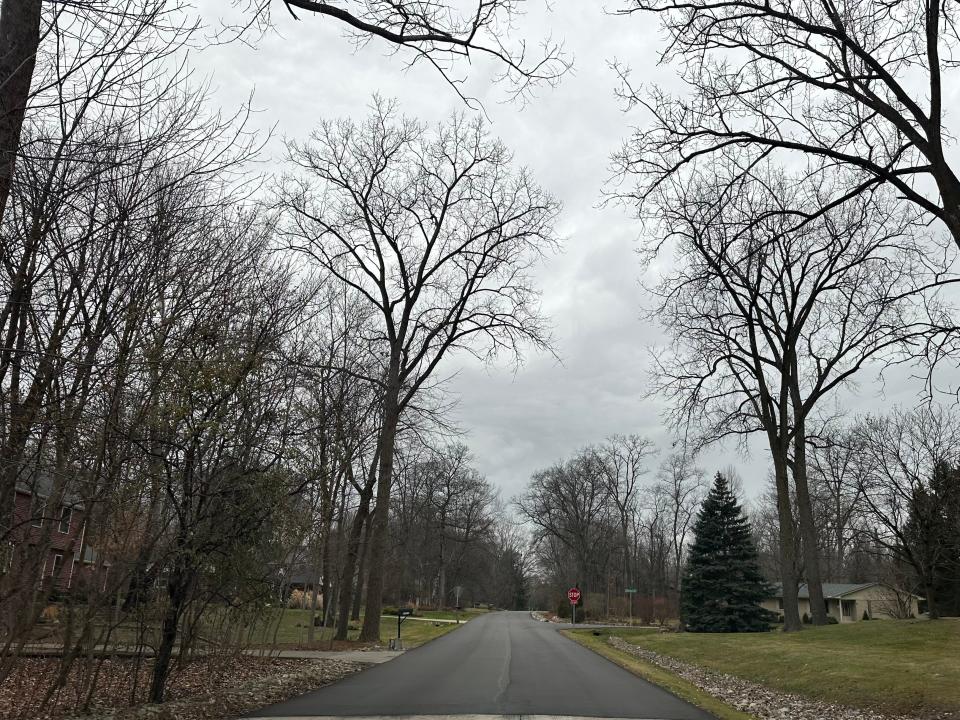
top-left (681, 472), bottom-right (775, 632)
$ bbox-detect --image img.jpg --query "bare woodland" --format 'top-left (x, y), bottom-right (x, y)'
top-left (2, 0), bottom-right (960, 715)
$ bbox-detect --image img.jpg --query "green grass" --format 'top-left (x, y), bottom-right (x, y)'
top-left (565, 630), bottom-right (753, 720)
top-left (607, 619), bottom-right (960, 718)
top-left (264, 608), bottom-right (460, 648)
top-left (407, 608), bottom-right (489, 621)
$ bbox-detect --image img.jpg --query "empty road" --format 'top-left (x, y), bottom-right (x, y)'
top-left (246, 611), bottom-right (713, 720)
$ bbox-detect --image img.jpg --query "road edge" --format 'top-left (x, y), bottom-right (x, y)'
top-left (562, 630), bottom-right (755, 720)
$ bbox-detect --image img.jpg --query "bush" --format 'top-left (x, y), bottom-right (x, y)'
top-left (863, 610), bottom-right (871, 621)
top-left (287, 589), bottom-right (312, 609)
top-left (802, 612), bottom-right (811, 624)
top-left (826, 615), bottom-right (839, 624)
top-left (555, 602), bottom-right (589, 621)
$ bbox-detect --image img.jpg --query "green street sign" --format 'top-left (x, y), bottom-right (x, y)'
top-left (625, 588), bottom-right (638, 593)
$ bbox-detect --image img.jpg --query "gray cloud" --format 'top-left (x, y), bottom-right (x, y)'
top-left (190, 0), bottom-right (946, 503)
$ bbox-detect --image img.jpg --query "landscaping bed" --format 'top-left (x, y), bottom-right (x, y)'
top-left (0, 655), bottom-right (363, 720)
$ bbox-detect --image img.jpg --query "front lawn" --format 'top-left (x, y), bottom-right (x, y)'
top-left (609, 619), bottom-right (960, 718)
top-left (264, 608), bottom-right (460, 648)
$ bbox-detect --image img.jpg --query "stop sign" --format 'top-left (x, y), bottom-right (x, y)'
top-left (567, 587), bottom-right (581, 604)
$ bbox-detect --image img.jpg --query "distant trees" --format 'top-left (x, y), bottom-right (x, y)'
top-left (681, 473), bottom-right (773, 632)
top-left (518, 435), bottom-right (706, 621)
top-left (386, 442), bottom-right (511, 609)
top-left (846, 407), bottom-right (960, 618)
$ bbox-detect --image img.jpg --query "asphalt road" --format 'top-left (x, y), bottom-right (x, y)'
top-left (247, 611), bottom-right (714, 719)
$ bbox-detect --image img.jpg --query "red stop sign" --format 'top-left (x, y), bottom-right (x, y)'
top-left (567, 587), bottom-right (581, 604)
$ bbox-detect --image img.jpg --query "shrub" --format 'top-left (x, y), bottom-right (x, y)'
top-left (863, 610), bottom-right (871, 621)
top-left (826, 615), bottom-right (839, 624)
top-left (288, 589), bottom-right (312, 609)
top-left (802, 612), bottom-right (811, 624)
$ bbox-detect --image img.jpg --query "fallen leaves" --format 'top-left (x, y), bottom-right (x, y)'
top-left (0, 655), bottom-right (364, 720)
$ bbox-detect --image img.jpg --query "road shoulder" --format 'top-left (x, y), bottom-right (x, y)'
top-left (563, 629), bottom-right (753, 720)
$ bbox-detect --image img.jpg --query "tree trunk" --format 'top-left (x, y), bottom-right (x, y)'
top-left (306, 547), bottom-right (322, 644)
top-left (359, 377), bottom-right (401, 642)
top-left (334, 496), bottom-right (371, 640)
top-left (792, 423), bottom-right (827, 625)
top-left (772, 447), bottom-right (802, 631)
top-left (438, 526), bottom-right (447, 609)
top-left (149, 564), bottom-right (190, 703)
top-left (925, 580), bottom-right (939, 620)
top-left (0, 0), bottom-right (42, 222)
top-left (351, 516), bottom-right (372, 621)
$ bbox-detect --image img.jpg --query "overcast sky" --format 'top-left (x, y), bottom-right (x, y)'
top-left (191, 1), bottom-right (941, 503)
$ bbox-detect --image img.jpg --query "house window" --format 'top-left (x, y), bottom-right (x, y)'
top-left (31, 496), bottom-right (46, 528)
top-left (842, 599), bottom-right (856, 618)
top-left (778, 598), bottom-right (784, 610)
top-left (51, 553), bottom-right (63, 579)
top-left (58, 506), bottom-right (72, 534)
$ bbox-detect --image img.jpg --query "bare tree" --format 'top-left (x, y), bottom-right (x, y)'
top-left (849, 406), bottom-right (960, 618)
top-left (617, 0), bottom-right (960, 250)
top-left (807, 430), bottom-right (868, 581)
top-left (280, 97), bottom-right (559, 640)
top-left (0, 1), bottom-right (194, 221)
top-left (517, 449), bottom-right (615, 599)
top-left (643, 161), bottom-right (955, 629)
top-left (597, 434), bottom-right (655, 590)
top-left (656, 450), bottom-right (704, 592)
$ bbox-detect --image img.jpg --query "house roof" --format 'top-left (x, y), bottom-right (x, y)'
top-left (15, 472), bottom-right (84, 508)
top-left (771, 582), bottom-right (879, 599)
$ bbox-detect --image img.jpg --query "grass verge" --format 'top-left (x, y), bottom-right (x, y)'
top-left (607, 619), bottom-right (960, 719)
top-left (564, 629), bottom-right (754, 720)
top-left (267, 608), bottom-right (460, 648)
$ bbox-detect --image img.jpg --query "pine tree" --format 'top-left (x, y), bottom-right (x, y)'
top-left (681, 472), bottom-right (775, 632)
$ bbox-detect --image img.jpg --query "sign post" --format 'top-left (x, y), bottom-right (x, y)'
top-left (625, 588), bottom-right (637, 626)
top-left (567, 587), bottom-right (581, 625)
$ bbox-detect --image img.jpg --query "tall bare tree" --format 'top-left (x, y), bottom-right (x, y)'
top-left (643, 162), bottom-right (955, 629)
top-left (280, 97), bottom-right (559, 640)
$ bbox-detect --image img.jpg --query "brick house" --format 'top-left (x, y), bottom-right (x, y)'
top-left (5, 475), bottom-right (97, 592)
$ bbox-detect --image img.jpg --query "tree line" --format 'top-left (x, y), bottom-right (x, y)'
top-left (520, 405), bottom-right (960, 626)
top-left (517, 435), bottom-right (704, 621)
